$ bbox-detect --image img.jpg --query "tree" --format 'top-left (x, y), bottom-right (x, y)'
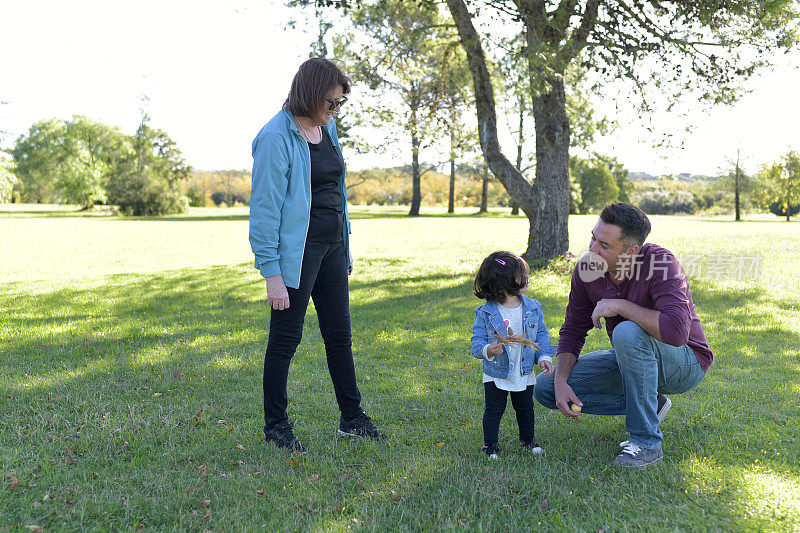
top-left (572, 157), bottom-right (619, 213)
top-left (442, 0), bottom-right (798, 259)
top-left (10, 119), bottom-right (64, 203)
top-left (0, 153), bottom-right (15, 203)
top-left (595, 154), bottom-right (633, 203)
top-left (335, 0), bottom-right (467, 216)
top-left (758, 151), bottom-right (800, 221)
top-left (715, 149), bottom-right (756, 221)
top-left (107, 113), bottom-right (191, 216)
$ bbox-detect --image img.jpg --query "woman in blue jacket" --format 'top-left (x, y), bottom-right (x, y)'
top-left (250, 58), bottom-right (383, 452)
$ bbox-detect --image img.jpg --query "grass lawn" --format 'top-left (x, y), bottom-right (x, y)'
top-left (1, 204), bottom-right (799, 531)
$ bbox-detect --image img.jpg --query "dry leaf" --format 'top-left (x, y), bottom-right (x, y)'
top-left (539, 499), bottom-right (549, 511)
top-left (5, 470), bottom-right (17, 480)
top-left (153, 393), bottom-right (162, 397)
top-left (390, 490), bottom-right (400, 500)
top-left (236, 444), bottom-right (245, 451)
top-left (202, 512), bottom-right (212, 522)
top-left (32, 502), bottom-right (42, 509)
top-left (199, 499), bottom-right (211, 507)
top-left (771, 412), bottom-right (779, 420)
top-left (256, 489), bottom-right (265, 495)
top-left (307, 473), bottom-right (320, 483)
top-left (118, 441), bottom-right (129, 454)
top-left (435, 442), bottom-right (445, 447)
top-left (187, 481), bottom-right (205, 494)
top-left (11, 477), bottom-right (19, 491)
top-left (198, 464), bottom-right (208, 477)
top-left (190, 409), bottom-right (204, 426)
top-left (25, 527), bottom-right (43, 533)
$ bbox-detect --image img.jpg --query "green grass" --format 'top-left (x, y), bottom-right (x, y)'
top-left (1, 205), bottom-right (799, 531)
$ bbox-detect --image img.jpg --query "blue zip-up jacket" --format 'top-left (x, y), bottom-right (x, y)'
top-left (470, 295), bottom-right (557, 379)
top-left (249, 109), bottom-right (351, 289)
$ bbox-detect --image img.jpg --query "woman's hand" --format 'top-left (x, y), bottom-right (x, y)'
top-left (266, 275), bottom-right (290, 310)
top-left (539, 360), bottom-right (554, 375)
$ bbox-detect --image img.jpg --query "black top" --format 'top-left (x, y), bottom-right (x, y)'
top-left (307, 128), bottom-right (344, 243)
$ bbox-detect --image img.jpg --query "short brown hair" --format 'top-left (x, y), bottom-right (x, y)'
top-left (600, 202), bottom-right (651, 247)
top-left (284, 58), bottom-right (351, 119)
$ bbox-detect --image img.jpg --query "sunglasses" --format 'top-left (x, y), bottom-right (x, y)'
top-left (325, 96), bottom-right (348, 110)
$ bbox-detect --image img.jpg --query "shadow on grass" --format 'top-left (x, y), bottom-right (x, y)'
top-left (1, 267), bottom-right (798, 529)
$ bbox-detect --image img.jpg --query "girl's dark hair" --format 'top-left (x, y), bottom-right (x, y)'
top-left (600, 202), bottom-right (651, 247)
top-left (474, 251), bottom-right (530, 302)
top-left (284, 57), bottom-right (351, 119)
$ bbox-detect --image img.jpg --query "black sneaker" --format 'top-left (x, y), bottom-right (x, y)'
top-left (338, 410), bottom-right (386, 440)
top-left (264, 421), bottom-right (305, 452)
top-left (482, 442), bottom-right (500, 460)
top-left (521, 438), bottom-right (545, 455)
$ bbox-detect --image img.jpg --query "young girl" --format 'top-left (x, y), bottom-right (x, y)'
top-left (470, 251), bottom-right (555, 459)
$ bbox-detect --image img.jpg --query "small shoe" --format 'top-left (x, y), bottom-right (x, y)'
top-left (520, 439), bottom-right (545, 455)
top-left (264, 421), bottom-right (306, 453)
top-left (657, 394), bottom-right (672, 424)
top-left (613, 441), bottom-right (663, 467)
top-left (482, 442), bottom-right (500, 460)
top-left (338, 409), bottom-right (386, 440)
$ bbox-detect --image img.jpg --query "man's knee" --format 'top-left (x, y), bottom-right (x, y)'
top-left (612, 320), bottom-right (649, 350)
top-left (533, 374), bottom-right (556, 409)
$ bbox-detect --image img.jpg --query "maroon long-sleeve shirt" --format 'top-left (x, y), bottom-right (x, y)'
top-left (557, 243), bottom-right (714, 372)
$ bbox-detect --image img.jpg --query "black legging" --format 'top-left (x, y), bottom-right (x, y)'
top-left (483, 382), bottom-right (535, 445)
top-left (263, 239), bottom-right (361, 431)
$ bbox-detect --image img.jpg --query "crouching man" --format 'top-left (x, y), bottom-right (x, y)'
top-left (534, 203), bottom-right (713, 467)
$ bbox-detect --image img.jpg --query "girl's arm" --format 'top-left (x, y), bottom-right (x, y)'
top-left (471, 309), bottom-right (502, 360)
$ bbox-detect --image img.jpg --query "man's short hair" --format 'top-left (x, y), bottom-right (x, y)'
top-left (600, 203), bottom-right (651, 247)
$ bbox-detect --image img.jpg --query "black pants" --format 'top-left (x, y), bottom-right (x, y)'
top-left (483, 382), bottom-right (535, 445)
top-left (263, 240), bottom-right (361, 431)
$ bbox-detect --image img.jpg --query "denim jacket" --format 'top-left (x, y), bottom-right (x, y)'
top-left (470, 295), bottom-right (557, 379)
top-left (249, 109), bottom-right (351, 289)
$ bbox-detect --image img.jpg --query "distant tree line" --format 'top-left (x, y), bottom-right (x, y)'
top-left (8, 115), bottom-right (191, 215)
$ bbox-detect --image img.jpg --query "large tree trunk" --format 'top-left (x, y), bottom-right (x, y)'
top-left (446, 0), bottom-right (567, 260)
top-left (409, 107), bottom-right (422, 216)
top-left (528, 75), bottom-right (570, 257)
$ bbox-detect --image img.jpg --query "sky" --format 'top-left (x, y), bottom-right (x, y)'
top-left (2, 0), bottom-right (799, 177)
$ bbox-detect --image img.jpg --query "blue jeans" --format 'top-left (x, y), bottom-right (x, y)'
top-left (533, 321), bottom-right (705, 449)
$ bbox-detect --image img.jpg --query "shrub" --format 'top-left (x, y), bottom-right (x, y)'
top-left (211, 191), bottom-right (227, 206)
top-left (636, 189), bottom-right (698, 215)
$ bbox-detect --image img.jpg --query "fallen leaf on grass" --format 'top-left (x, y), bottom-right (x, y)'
top-left (10, 477), bottom-right (19, 491)
top-left (202, 511), bottom-right (212, 522)
top-left (32, 501), bottom-right (42, 509)
top-left (25, 527), bottom-right (43, 532)
top-left (435, 442), bottom-right (445, 447)
top-left (153, 393), bottom-right (162, 397)
top-left (236, 444), bottom-right (245, 451)
top-left (198, 464), bottom-right (208, 477)
top-left (539, 500), bottom-right (549, 511)
top-left (190, 409), bottom-right (204, 426)
top-left (389, 490), bottom-right (401, 501)
top-left (352, 518), bottom-right (363, 525)
top-left (307, 474), bottom-right (319, 483)
top-left (217, 419), bottom-right (227, 425)
top-left (289, 459), bottom-right (300, 466)
top-left (118, 441), bottom-right (129, 454)
top-left (771, 412), bottom-right (779, 420)
top-left (256, 489), bottom-right (265, 495)
top-left (187, 481), bottom-right (205, 494)
top-left (199, 499), bottom-right (211, 507)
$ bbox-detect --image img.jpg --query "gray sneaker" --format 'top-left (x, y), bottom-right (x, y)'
top-left (613, 441), bottom-right (663, 467)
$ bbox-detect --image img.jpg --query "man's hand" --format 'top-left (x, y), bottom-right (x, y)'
top-left (555, 379), bottom-right (583, 418)
top-left (539, 360), bottom-right (554, 375)
top-left (591, 298), bottom-right (620, 329)
top-left (485, 342), bottom-right (503, 358)
top-left (266, 275), bottom-right (290, 311)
